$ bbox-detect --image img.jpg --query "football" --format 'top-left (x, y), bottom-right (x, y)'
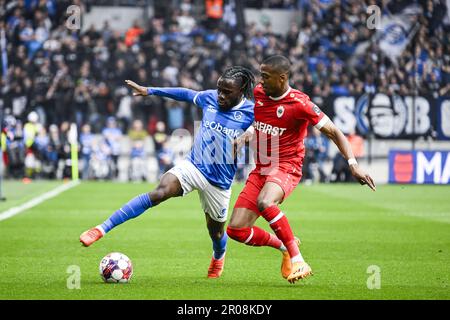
top-left (99, 252), bottom-right (133, 283)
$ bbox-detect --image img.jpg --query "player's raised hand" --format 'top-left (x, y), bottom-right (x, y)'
top-left (125, 80), bottom-right (148, 96)
top-left (349, 165), bottom-right (376, 191)
top-left (232, 136), bottom-right (245, 159)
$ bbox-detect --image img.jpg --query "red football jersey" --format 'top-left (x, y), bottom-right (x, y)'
top-left (252, 84), bottom-right (329, 170)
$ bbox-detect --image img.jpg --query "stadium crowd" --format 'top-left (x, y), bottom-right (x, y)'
top-left (1, 0), bottom-right (449, 181)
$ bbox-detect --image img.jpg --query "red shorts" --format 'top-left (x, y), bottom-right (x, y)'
top-left (234, 162), bottom-right (302, 215)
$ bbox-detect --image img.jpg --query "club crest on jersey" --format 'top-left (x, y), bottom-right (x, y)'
top-left (276, 106), bottom-right (285, 118)
top-left (312, 104), bottom-right (321, 115)
top-left (234, 111), bottom-right (243, 120)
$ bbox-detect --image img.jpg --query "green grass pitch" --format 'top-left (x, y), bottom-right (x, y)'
top-left (0, 180), bottom-right (449, 300)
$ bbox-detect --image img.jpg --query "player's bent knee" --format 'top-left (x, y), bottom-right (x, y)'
top-left (256, 197), bottom-right (274, 213)
top-left (226, 226), bottom-right (252, 243)
top-left (149, 187), bottom-right (172, 205)
top-left (208, 227), bottom-right (225, 240)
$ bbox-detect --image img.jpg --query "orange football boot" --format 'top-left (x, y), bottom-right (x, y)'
top-left (287, 261), bottom-right (313, 284)
top-left (281, 236), bottom-right (301, 279)
top-left (207, 253), bottom-right (226, 278)
top-left (80, 227), bottom-right (104, 247)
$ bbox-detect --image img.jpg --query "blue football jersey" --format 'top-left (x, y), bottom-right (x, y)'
top-left (189, 90), bottom-right (254, 189)
top-left (148, 87), bottom-right (254, 189)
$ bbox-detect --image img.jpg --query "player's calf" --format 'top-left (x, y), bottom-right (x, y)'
top-left (226, 226), bottom-right (252, 244)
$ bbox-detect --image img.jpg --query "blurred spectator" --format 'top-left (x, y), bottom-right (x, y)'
top-left (304, 127), bottom-right (329, 183)
top-left (152, 121), bottom-right (168, 154)
top-left (157, 140), bottom-right (175, 179)
top-left (2, 116), bottom-right (26, 178)
top-left (89, 137), bottom-right (114, 180)
top-left (80, 123), bottom-right (95, 180)
top-left (166, 100), bottom-right (185, 132)
top-left (124, 20), bottom-right (143, 47)
top-left (23, 112), bottom-right (40, 179)
top-left (102, 117), bottom-right (123, 178)
top-left (331, 129), bottom-right (364, 183)
top-left (128, 119), bottom-right (148, 182)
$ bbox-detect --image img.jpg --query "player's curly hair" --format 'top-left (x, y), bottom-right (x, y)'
top-left (221, 66), bottom-right (256, 101)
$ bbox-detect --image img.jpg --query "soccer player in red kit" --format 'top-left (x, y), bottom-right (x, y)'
top-left (227, 55), bottom-right (376, 283)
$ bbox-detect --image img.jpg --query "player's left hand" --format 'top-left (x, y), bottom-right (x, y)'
top-left (350, 165), bottom-right (376, 191)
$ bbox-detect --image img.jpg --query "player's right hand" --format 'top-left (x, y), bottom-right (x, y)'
top-left (125, 80), bottom-right (148, 96)
top-left (350, 165), bottom-right (376, 191)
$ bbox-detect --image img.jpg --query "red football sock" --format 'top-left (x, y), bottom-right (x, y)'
top-left (261, 205), bottom-right (300, 259)
top-left (247, 226), bottom-right (283, 249)
top-left (227, 226), bottom-right (283, 249)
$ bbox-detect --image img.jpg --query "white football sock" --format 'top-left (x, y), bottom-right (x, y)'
top-left (96, 225), bottom-right (106, 235)
top-left (291, 252), bottom-right (305, 264)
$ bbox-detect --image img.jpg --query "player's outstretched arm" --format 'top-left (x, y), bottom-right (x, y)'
top-left (319, 120), bottom-right (376, 191)
top-left (125, 80), bottom-right (198, 103)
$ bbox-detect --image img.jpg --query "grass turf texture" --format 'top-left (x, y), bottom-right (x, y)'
top-left (0, 181), bottom-right (449, 300)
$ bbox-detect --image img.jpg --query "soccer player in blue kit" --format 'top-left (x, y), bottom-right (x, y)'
top-left (80, 67), bottom-right (255, 278)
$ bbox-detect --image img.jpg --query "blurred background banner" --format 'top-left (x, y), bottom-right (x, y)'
top-left (376, 3), bottom-right (421, 65)
top-left (389, 150), bottom-right (450, 184)
top-left (326, 94), bottom-right (450, 140)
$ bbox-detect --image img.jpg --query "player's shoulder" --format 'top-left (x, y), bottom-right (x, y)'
top-left (194, 89), bottom-right (218, 106)
top-left (198, 89), bottom-right (218, 100)
top-left (287, 88), bottom-right (311, 105)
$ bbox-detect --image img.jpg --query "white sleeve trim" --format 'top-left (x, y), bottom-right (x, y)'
top-left (314, 115), bottom-right (330, 130)
top-left (193, 92), bottom-right (200, 105)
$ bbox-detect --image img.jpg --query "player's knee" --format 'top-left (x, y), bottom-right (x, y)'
top-left (226, 226), bottom-right (251, 243)
top-left (257, 197), bottom-right (274, 212)
top-left (149, 187), bottom-right (170, 205)
top-left (209, 229), bottom-right (224, 241)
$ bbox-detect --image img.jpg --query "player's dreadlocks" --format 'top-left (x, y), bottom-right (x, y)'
top-left (221, 66), bottom-right (256, 101)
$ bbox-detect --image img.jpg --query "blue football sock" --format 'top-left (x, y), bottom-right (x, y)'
top-left (212, 232), bottom-right (228, 260)
top-left (101, 193), bottom-right (152, 233)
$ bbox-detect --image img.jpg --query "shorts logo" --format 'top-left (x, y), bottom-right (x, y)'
top-left (219, 208), bottom-right (227, 218)
top-left (277, 106), bottom-right (285, 118)
top-left (234, 111), bottom-right (243, 121)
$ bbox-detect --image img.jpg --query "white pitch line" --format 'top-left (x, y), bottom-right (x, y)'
top-left (0, 180), bottom-right (80, 222)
